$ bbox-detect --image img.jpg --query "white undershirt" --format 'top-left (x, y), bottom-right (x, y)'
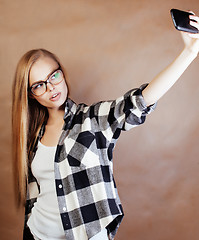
top-left (27, 141), bottom-right (65, 240)
top-left (27, 141), bottom-right (108, 240)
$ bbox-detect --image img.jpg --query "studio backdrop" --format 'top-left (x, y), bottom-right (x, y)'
top-left (0, 0), bottom-right (199, 239)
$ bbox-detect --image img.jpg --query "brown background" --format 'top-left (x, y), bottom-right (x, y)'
top-left (1, 0), bottom-right (199, 239)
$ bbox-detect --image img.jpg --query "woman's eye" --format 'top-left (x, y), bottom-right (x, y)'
top-left (51, 71), bottom-right (60, 80)
top-left (33, 83), bottom-right (43, 90)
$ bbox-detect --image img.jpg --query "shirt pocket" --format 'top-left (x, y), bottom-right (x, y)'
top-left (77, 131), bottom-right (101, 168)
top-left (65, 131), bottom-right (100, 168)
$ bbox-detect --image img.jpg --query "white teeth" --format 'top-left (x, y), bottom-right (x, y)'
top-left (52, 93), bottom-right (58, 98)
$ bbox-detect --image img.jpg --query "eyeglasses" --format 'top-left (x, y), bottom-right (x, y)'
top-left (29, 69), bottom-right (64, 96)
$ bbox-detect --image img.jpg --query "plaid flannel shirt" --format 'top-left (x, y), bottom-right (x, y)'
top-left (24, 84), bottom-right (156, 240)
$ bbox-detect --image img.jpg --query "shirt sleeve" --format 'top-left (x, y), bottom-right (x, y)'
top-left (91, 84), bottom-right (156, 134)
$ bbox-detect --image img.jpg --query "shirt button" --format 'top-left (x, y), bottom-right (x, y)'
top-left (59, 184), bottom-right (63, 189)
top-left (63, 207), bottom-right (67, 212)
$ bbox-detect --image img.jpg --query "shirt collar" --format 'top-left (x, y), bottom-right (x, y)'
top-left (64, 98), bottom-right (77, 120)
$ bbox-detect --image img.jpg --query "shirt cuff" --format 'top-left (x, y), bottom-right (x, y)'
top-left (133, 83), bottom-right (157, 115)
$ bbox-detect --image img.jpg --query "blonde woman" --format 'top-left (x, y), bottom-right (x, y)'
top-left (12, 13), bottom-right (199, 240)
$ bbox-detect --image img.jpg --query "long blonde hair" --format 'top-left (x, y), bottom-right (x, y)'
top-left (12, 49), bottom-right (69, 207)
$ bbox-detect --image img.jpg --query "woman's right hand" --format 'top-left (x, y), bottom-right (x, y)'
top-left (181, 13), bottom-right (199, 57)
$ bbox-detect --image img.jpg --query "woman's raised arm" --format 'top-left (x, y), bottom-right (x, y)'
top-left (142, 14), bottom-right (199, 106)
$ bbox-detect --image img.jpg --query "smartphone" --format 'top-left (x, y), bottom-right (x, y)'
top-left (170, 8), bottom-right (199, 33)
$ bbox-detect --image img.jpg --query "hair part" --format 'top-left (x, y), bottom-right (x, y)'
top-left (12, 49), bottom-right (69, 207)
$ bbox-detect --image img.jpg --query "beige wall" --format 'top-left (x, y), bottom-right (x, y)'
top-left (1, 0), bottom-right (199, 239)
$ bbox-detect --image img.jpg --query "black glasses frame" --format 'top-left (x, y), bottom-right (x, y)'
top-left (29, 68), bottom-right (63, 96)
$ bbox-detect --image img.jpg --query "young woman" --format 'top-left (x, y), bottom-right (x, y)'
top-left (12, 13), bottom-right (199, 240)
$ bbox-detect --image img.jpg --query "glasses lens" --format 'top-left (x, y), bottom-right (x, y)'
top-left (49, 70), bottom-right (63, 85)
top-left (31, 83), bottom-right (46, 96)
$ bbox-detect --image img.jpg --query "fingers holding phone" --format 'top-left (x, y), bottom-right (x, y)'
top-left (170, 9), bottom-right (199, 55)
top-left (189, 15), bottom-right (199, 38)
top-left (170, 9), bottom-right (199, 34)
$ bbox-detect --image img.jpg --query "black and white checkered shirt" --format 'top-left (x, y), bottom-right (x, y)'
top-left (24, 84), bottom-right (156, 240)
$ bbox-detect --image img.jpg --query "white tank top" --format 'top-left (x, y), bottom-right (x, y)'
top-left (27, 141), bottom-right (108, 240)
top-left (27, 141), bottom-right (66, 240)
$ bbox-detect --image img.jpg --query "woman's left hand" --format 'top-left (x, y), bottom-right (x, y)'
top-left (181, 13), bottom-right (199, 56)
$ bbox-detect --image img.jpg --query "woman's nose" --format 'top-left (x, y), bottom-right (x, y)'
top-left (47, 82), bottom-right (55, 91)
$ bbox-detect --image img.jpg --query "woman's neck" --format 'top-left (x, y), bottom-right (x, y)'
top-left (47, 107), bottom-right (65, 126)
top-left (41, 108), bottom-right (65, 147)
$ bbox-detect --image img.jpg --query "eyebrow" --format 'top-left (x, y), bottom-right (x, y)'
top-left (30, 67), bottom-right (60, 86)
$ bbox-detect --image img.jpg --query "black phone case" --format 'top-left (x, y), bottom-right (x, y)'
top-left (170, 9), bottom-right (198, 34)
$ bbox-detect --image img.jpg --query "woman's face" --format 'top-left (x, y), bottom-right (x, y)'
top-left (29, 56), bottom-right (68, 111)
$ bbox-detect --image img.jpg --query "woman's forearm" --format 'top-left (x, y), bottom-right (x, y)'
top-left (142, 47), bottom-right (197, 106)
